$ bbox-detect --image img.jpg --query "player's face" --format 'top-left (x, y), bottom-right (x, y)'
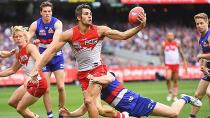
top-left (195, 18), bottom-right (208, 33)
top-left (80, 8), bottom-right (92, 25)
top-left (40, 6), bottom-right (52, 22)
top-left (13, 31), bottom-right (27, 47)
top-left (166, 32), bottom-right (174, 41)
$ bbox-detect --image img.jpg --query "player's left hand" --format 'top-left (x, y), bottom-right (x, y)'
top-left (137, 12), bottom-right (146, 28)
top-left (9, 49), bottom-right (16, 55)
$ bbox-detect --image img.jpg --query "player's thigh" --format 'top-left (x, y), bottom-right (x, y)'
top-left (9, 85), bottom-right (26, 104)
top-left (17, 92), bottom-right (38, 110)
top-left (53, 69), bottom-right (65, 88)
top-left (194, 79), bottom-right (209, 97)
top-left (172, 71), bottom-right (179, 81)
top-left (165, 69), bottom-right (172, 80)
top-left (151, 102), bottom-right (175, 117)
top-left (86, 83), bottom-right (102, 98)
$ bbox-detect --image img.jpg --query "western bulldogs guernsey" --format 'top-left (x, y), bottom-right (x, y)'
top-left (199, 29), bottom-right (210, 82)
top-left (101, 78), bottom-right (157, 117)
top-left (35, 17), bottom-right (64, 72)
top-left (70, 25), bottom-right (103, 71)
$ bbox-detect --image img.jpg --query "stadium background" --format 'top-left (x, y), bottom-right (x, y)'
top-left (0, 0), bottom-right (209, 117)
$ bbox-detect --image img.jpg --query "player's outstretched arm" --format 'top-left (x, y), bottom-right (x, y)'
top-left (0, 59), bottom-right (21, 77)
top-left (99, 13), bottom-right (146, 40)
top-left (87, 72), bottom-right (115, 85)
top-left (0, 49), bottom-right (16, 58)
top-left (59, 103), bottom-right (87, 117)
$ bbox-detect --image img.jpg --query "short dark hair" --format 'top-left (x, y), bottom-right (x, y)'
top-left (40, 1), bottom-right (53, 11)
top-left (75, 4), bottom-right (91, 18)
top-left (194, 13), bottom-right (208, 23)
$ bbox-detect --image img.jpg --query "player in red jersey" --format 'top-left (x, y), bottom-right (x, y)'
top-left (160, 32), bottom-right (187, 101)
top-left (0, 26), bottom-right (47, 118)
top-left (31, 3), bottom-right (146, 118)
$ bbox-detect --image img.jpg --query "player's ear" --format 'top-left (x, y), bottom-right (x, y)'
top-left (77, 16), bottom-right (81, 21)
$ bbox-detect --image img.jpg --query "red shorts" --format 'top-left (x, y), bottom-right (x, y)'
top-left (78, 65), bottom-right (107, 91)
top-left (27, 71), bottom-right (47, 98)
top-left (165, 64), bottom-right (179, 73)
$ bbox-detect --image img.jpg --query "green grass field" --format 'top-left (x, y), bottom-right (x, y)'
top-left (0, 80), bottom-right (209, 118)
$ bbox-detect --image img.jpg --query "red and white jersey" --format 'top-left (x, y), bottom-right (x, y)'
top-left (16, 44), bottom-right (35, 77)
top-left (70, 25), bottom-right (103, 71)
top-left (163, 40), bottom-right (180, 65)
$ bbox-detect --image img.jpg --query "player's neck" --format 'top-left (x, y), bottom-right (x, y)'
top-left (42, 18), bottom-right (51, 24)
top-left (201, 29), bottom-right (208, 37)
top-left (78, 23), bottom-right (91, 34)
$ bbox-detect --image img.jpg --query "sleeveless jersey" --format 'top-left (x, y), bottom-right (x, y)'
top-left (163, 40), bottom-right (180, 64)
top-left (70, 25), bottom-right (102, 71)
top-left (16, 44), bottom-right (35, 77)
top-left (199, 29), bottom-right (210, 54)
top-left (35, 17), bottom-right (63, 56)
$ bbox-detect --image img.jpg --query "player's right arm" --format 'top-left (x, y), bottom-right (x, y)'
top-left (31, 29), bottom-right (72, 76)
top-left (159, 42), bottom-right (165, 66)
top-left (0, 59), bottom-right (22, 77)
top-left (0, 49), bottom-right (16, 58)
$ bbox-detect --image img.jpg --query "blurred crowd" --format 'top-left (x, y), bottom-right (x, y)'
top-left (0, 22), bottom-right (202, 69)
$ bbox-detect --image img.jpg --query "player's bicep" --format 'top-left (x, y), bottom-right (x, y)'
top-left (27, 44), bottom-right (41, 61)
top-left (53, 20), bottom-right (63, 39)
top-left (208, 35), bottom-right (210, 47)
top-left (28, 22), bottom-right (37, 40)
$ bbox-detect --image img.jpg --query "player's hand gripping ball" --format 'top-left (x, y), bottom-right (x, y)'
top-left (128, 7), bottom-right (145, 24)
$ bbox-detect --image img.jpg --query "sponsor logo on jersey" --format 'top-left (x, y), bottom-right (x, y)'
top-left (48, 28), bottom-right (54, 34)
top-left (128, 96), bottom-right (134, 102)
top-left (19, 55), bottom-right (29, 65)
top-left (165, 45), bottom-right (177, 51)
top-left (202, 40), bottom-right (209, 47)
top-left (39, 29), bottom-right (46, 36)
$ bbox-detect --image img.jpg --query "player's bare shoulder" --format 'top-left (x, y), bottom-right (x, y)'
top-left (97, 25), bottom-right (111, 37)
top-left (61, 28), bottom-right (73, 42)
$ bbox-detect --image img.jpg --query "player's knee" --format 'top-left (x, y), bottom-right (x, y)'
top-left (8, 100), bottom-right (16, 108)
top-left (206, 90), bottom-right (210, 98)
top-left (84, 95), bottom-right (93, 106)
top-left (16, 106), bottom-right (23, 114)
top-left (57, 86), bottom-right (64, 93)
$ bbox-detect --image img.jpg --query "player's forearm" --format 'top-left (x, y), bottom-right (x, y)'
top-left (121, 26), bottom-right (143, 40)
top-left (199, 53), bottom-right (210, 60)
top-left (0, 68), bottom-right (16, 77)
top-left (36, 51), bottom-right (55, 70)
top-left (69, 105), bottom-right (87, 117)
top-left (0, 51), bottom-right (12, 58)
